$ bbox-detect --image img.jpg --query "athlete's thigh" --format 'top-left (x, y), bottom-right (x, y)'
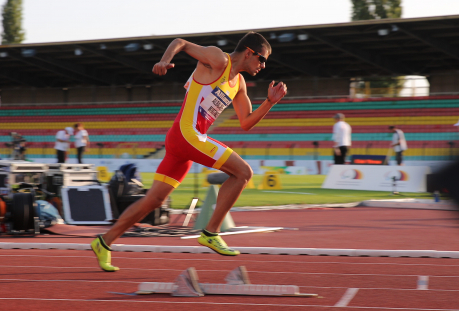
top-left (155, 151), bottom-right (193, 188)
top-left (182, 135), bottom-right (233, 170)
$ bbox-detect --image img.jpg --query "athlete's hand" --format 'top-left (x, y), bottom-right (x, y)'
top-left (152, 62), bottom-right (175, 76)
top-left (267, 81), bottom-right (287, 104)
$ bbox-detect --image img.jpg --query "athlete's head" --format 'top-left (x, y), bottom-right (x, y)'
top-left (235, 32), bottom-right (271, 55)
top-left (235, 32), bottom-right (271, 76)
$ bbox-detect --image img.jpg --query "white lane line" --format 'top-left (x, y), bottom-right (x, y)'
top-left (417, 275), bottom-right (429, 290)
top-left (1, 265), bottom-right (459, 279)
top-left (334, 288), bottom-right (359, 307)
top-left (2, 254), bottom-right (459, 268)
top-left (301, 285), bottom-right (459, 292)
top-left (1, 278), bottom-right (138, 284)
top-left (1, 297), bottom-right (458, 310)
top-left (2, 279), bottom-right (459, 293)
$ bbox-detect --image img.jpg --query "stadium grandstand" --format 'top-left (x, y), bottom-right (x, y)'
top-left (1, 15), bottom-right (459, 163)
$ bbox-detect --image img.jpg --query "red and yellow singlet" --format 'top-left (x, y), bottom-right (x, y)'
top-left (154, 54), bottom-right (240, 188)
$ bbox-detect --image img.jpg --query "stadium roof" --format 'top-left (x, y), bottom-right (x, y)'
top-left (1, 15), bottom-right (459, 88)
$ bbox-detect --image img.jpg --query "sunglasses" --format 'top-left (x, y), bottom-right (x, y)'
top-left (245, 46), bottom-right (267, 64)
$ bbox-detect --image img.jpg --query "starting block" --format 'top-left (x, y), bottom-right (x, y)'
top-left (136, 266), bottom-right (318, 298)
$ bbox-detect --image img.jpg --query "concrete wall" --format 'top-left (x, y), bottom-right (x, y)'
top-left (1, 82), bottom-right (186, 105)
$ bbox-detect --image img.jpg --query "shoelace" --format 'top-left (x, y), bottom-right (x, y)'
top-left (213, 237), bottom-right (233, 250)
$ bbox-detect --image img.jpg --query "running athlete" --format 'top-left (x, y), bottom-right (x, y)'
top-left (91, 32), bottom-right (287, 271)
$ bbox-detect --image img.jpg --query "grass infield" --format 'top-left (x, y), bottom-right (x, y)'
top-left (139, 173), bottom-right (433, 210)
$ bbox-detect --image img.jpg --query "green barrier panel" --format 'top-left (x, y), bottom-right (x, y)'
top-left (193, 185), bottom-right (235, 232)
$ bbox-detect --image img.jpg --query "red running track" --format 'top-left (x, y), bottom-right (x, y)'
top-left (1, 207), bottom-right (459, 310)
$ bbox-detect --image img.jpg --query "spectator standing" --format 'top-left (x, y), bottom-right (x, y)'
top-left (389, 125), bottom-right (408, 165)
top-left (332, 113), bottom-right (352, 164)
top-left (11, 132), bottom-right (23, 160)
top-left (55, 127), bottom-right (73, 163)
top-left (18, 139), bottom-right (26, 160)
top-left (74, 123), bottom-right (90, 164)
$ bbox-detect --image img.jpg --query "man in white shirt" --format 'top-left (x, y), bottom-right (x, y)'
top-left (55, 127), bottom-right (73, 163)
top-left (389, 126), bottom-right (408, 165)
top-left (332, 113), bottom-right (352, 164)
top-left (74, 123), bottom-right (90, 164)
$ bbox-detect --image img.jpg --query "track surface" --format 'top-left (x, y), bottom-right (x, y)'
top-left (1, 207), bottom-right (459, 310)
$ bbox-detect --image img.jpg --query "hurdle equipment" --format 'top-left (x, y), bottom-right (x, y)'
top-left (136, 266), bottom-right (318, 297)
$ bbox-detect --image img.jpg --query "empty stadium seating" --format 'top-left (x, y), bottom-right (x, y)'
top-left (1, 96), bottom-right (458, 161)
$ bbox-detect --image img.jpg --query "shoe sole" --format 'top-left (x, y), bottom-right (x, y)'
top-left (198, 240), bottom-right (240, 256)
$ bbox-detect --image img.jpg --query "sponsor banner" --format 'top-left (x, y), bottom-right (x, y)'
top-left (320, 160), bottom-right (335, 175)
top-left (291, 160), bottom-right (320, 175)
top-left (29, 158), bottom-right (445, 177)
top-left (322, 165), bottom-right (431, 192)
top-left (285, 166), bottom-right (307, 175)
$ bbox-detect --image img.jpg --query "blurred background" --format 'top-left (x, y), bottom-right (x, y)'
top-left (0, 0), bottom-right (458, 170)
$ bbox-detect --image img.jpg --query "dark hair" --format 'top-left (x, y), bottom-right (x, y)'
top-left (234, 31), bottom-right (271, 54)
top-left (333, 113), bottom-right (345, 120)
top-left (388, 126), bottom-right (395, 130)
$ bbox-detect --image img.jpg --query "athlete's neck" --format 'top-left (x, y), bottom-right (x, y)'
top-left (228, 52), bottom-right (245, 80)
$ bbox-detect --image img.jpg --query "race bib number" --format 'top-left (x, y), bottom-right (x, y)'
top-left (199, 86), bottom-right (232, 124)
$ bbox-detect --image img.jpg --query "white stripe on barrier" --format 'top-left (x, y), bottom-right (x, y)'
top-left (1, 243), bottom-right (459, 258)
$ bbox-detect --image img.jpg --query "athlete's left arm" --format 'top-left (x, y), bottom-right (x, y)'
top-left (232, 76), bottom-right (287, 131)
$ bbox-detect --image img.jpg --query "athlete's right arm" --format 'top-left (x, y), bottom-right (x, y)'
top-left (152, 38), bottom-right (227, 76)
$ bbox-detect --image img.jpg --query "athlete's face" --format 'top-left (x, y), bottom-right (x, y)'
top-left (248, 46), bottom-right (269, 76)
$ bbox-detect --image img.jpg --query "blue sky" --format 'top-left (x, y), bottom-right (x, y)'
top-left (1, 0), bottom-right (458, 43)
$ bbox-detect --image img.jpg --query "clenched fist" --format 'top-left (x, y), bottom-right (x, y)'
top-left (267, 81), bottom-right (287, 104)
top-left (152, 62), bottom-right (175, 76)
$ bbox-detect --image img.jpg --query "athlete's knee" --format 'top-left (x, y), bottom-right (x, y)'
top-left (143, 191), bottom-right (168, 210)
top-left (235, 162), bottom-right (253, 183)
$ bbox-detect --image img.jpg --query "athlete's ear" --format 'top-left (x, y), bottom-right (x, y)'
top-left (244, 49), bottom-right (251, 60)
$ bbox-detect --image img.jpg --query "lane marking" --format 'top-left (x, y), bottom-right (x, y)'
top-left (1, 278), bottom-right (138, 284)
top-left (417, 275), bottom-right (429, 290)
top-left (1, 265), bottom-right (459, 279)
top-left (2, 254), bottom-right (459, 268)
top-left (334, 288), bottom-right (359, 307)
top-left (2, 278), bottom-right (459, 293)
top-left (0, 297), bottom-right (458, 310)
